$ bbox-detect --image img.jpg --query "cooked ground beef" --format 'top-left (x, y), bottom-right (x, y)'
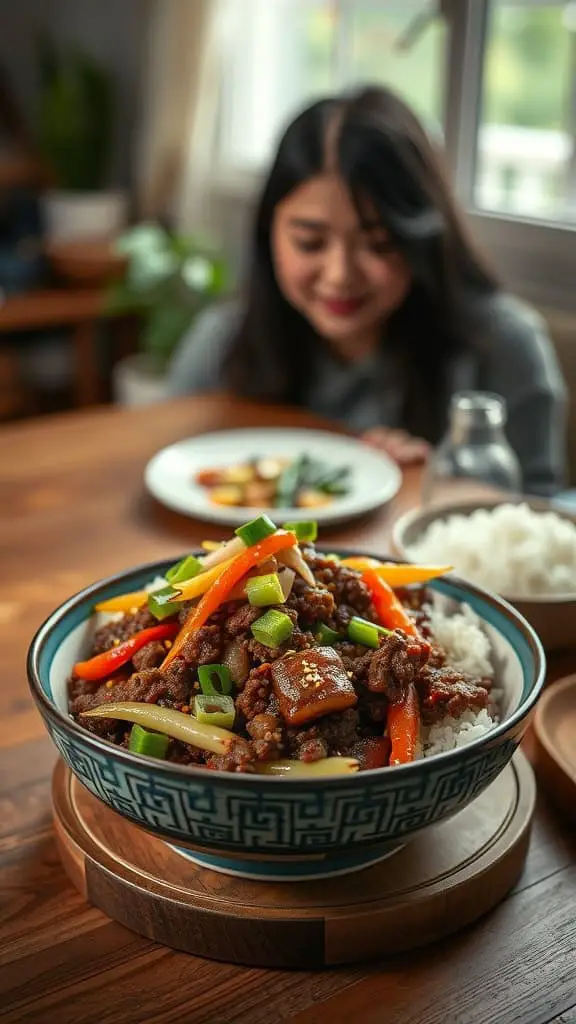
top-left (246, 625), bottom-right (315, 665)
top-left (180, 624), bottom-right (222, 667)
top-left (92, 607), bottom-right (157, 653)
top-left (419, 666), bottom-right (490, 722)
top-left (71, 667), bottom-right (190, 718)
top-left (132, 641), bottom-right (166, 670)
top-left (297, 737), bottom-right (329, 762)
top-left (286, 578), bottom-right (335, 626)
top-left (287, 708), bottom-right (360, 758)
top-left (206, 736), bottom-right (255, 773)
top-left (367, 630), bottom-right (430, 703)
top-left (356, 685), bottom-right (389, 724)
top-left (236, 665), bottom-right (273, 720)
top-left (223, 603), bottom-right (262, 637)
top-left (303, 552), bottom-right (376, 620)
top-left (246, 713), bottom-right (284, 760)
top-left (163, 739), bottom-right (206, 765)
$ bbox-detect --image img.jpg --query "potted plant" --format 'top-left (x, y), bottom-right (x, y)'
top-left (36, 36), bottom-right (127, 242)
top-left (108, 222), bottom-right (229, 406)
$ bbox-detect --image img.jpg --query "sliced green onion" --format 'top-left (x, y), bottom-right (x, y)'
top-left (347, 616), bottom-right (391, 649)
top-left (194, 694), bottom-right (235, 729)
top-left (314, 622), bottom-right (341, 645)
top-left (282, 520), bottom-right (318, 542)
top-left (245, 572), bottom-right (285, 607)
top-left (165, 554), bottom-right (202, 584)
top-left (198, 663), bottom-right (233, 696)
top-left (128, 724), bottom-right (170, 759)
top-left (275, 458), bottom-right (303, 507)
top-left (147, 585), bottom-right (183, 620)
top-left (251, 609), bottom-right (294, 648)
top-left (235, 515), bottom-right (277, 546)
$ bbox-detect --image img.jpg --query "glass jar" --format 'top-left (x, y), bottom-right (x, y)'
top-left (422, 391), bottom-right (522, 506)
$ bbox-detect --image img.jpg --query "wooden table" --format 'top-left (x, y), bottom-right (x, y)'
top-left (1, 396), bottom-right (575, 1024)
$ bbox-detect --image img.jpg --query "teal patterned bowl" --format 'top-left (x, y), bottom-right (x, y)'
top-left (28, 552), bottom-right (545, 880)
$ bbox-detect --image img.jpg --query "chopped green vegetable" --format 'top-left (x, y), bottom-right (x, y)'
top-left (128, 724), bottom-right (170, 759)
top-left (275, 456), bottom-right (307, 507)
top-left (314, 622), bottom-right (341, 645)
top-left (194, 694), bottom-right (236, 729)
top-left (282, 520), bottom-right (318, 542)
top-left (251, 609), bottom-right (294, 648)
top-left (235, 515), bottom-right (277, 546)
top-left (198, 663), bottom-right (233, 696)
top-left (245, 572), bottom-right (285, 607)
top-left (165, 555), bottom-right (203, 584)
top-left (347, 616), bottom-right (391, 649)
top-left (147, 585), bottom-right (183, 620)
top-left (315, 465), bottom-right (352, 495)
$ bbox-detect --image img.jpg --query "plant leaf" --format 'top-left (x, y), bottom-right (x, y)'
top-left (140, 303), bottom-right (196, 370)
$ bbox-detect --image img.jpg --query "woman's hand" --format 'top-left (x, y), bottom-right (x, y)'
top-left (361, 427), bottom-right (431, 466)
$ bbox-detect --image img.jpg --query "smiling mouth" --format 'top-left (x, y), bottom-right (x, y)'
top-left (320, 296), bottom-right (366, 317)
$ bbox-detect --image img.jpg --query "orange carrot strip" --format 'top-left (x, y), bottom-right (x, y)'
top-left (162, 531), bottom-right (297, 668)
top-left (361, 570), bottom-right (420, 636)
top-left (388, 683), bottom-right (420, 765)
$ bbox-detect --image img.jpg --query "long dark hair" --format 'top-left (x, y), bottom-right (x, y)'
top-left (224, 86), bottom-right (497, 443)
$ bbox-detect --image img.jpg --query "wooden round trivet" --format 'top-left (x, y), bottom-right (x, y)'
top-left (52, 752), bottom-right (535, 968)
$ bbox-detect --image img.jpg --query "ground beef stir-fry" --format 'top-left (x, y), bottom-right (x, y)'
top-left (68, 539), bottom-right (493, 774)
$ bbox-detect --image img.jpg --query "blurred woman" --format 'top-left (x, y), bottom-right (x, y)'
top-left (168, 86), bottom-right (567, 494)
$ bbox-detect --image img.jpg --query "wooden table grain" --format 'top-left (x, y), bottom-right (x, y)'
top-left (1, 396), bottom-right (575, 1024)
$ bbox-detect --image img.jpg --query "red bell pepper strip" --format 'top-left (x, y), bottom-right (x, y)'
top-left (362, 569), bottom-right (420, 637)
top-left (163, 531), bottom-right (297, 668)
top-left (74, 623), bottom-right (180, 681)
top-left (388, 683), bottom-right (420, 765)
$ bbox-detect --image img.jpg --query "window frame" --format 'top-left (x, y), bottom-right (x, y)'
top-left (444, 0), bottom-right (576, 311)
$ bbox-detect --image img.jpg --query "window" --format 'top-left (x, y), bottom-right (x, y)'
top-left (219, 0), bottom-right (447, 172)
top-left (475, 1), bottom-right (576, 222)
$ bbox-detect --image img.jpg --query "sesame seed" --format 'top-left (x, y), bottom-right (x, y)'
top-left (105, 680), bottom-right (114, 689)
top-left (112, 639), bottom-right (120, 647)
top-left (164, 640), bottom-right (172, 649)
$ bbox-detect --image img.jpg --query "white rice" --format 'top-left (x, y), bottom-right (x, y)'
top-left (408, 502), bottom-right (576, 597)
top-left (420, 603), bottom-right (497, 757)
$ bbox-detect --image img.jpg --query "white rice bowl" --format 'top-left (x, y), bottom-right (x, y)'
top-left (407, 502), bottom-right (576, 598)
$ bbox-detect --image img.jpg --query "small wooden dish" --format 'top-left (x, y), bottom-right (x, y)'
top-left (533, 674), bottom-right (576, 822)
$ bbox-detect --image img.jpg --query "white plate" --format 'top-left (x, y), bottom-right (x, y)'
top-left (144, 427), bottom-right (402, 527)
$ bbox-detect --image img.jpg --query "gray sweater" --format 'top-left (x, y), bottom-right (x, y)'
top-left (167, 293), bottom-right (568, 495)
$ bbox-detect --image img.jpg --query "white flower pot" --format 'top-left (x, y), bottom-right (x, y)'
top-left (113, 354), bottom-right (168, 407)
top-left (42, 189), bottom-right (128, 243)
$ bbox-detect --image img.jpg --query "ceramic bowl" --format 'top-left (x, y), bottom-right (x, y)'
top-left (392, 497), bottom-right (576, 653)
top-left (28, 551), bottom-right (545, 881)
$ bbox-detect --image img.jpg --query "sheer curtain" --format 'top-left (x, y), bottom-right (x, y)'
top-left (137, 0), bottom-right (227, 224)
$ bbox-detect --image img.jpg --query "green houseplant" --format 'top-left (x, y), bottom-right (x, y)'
top-left (108, 223), bottom-right (229, 406)
top-left (36, 37), bottom-right (126, 241)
